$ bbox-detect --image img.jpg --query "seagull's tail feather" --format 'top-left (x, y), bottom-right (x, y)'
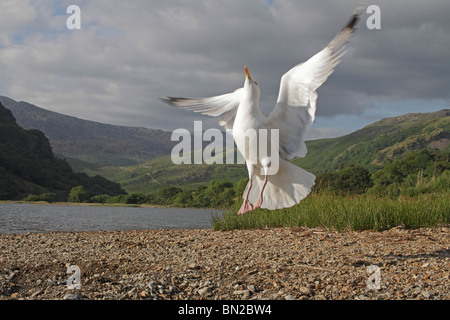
top-left (244, 159), bottom-right (316, 210)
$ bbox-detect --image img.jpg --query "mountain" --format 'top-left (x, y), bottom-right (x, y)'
top-left (0, 96), bottom-right (175, 168)
top-left (1, 95), bottom-right (448, 195)
top-left (107, 109), bottom-right (449, 193)
top-left (0, 102), bottom-right (125, 200)
top-left (292, 109), bottom-right (450, 173)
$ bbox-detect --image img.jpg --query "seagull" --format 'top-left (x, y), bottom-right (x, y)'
top-left (161, 7), bottom-right (362, 214)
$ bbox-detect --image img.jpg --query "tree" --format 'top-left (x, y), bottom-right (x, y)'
top-left (313, 166), bottom-right (373, 195)
top-left (205, 180), bottom-right (235, 208)
top-left (333, 165), bottom-right (373, 194)
top-left (67, 186), bottom-right (90, 203)
top-left (234, 178), bottom-right (249, 197)
top-left (173, 190), bottom-right (194, 207)
top-left (157, 186), bottom-right (182, 204)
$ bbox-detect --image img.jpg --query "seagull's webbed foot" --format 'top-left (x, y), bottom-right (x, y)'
top-left (238, 200), bottom-right (253, 215)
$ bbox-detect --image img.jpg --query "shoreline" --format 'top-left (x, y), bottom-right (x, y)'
top-left (1, 226), bottom-right (448, 300)
top-left (0, 200), bottom-right (162, 208)
top-left (0, 200), bottom-right (224, 211)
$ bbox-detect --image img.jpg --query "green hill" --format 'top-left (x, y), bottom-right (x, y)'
top-left (103, 153), bottom-right (248, 194)
top-left (0, 102), bottom-right (126, 200)
top-left (292, 109), bottom-right (450, 174)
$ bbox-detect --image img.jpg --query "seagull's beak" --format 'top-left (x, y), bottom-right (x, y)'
top-left (245, 66), bottom-right (253, 82)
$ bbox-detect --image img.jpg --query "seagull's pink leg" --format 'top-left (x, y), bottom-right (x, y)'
top-left (253, 175), bottom-right (268, 210)
top-left (238, 178), bottom-right (253, 215)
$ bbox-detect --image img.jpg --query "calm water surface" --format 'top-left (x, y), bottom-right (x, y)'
top-left (0, 203), bottom-right (223, 234)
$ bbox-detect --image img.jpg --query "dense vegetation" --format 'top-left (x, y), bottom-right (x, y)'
top-left (59, 179), bottom-right (240, 209)
top-left (313, 150), bottom-right (449, 197)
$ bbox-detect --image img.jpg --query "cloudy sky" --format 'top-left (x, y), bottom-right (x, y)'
top-left (0, 0), bottom-right (449, 139)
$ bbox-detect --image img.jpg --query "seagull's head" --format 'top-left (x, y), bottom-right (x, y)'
top-left (244, 66), bottom-right (260, 100)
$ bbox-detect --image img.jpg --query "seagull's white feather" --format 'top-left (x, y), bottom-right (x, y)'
top-left (160, 88), bottom-right (243, 130)
top-left (245, 159), bottom-right (316, 210)
top-left (264, 19), bottom-right (359, 160)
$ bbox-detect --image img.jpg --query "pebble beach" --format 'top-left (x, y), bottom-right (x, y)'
top-left (1, 226), bottom-right (448, 300)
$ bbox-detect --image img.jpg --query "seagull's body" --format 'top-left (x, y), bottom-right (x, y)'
top-left (162, 8), bottom-right (362, 214)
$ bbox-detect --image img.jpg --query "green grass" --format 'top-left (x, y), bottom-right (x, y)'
top-left (212, 192), bottom-right (450, 232)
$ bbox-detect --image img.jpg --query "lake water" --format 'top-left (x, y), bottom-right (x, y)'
top-left (0, 203), bottom-right (223, 234)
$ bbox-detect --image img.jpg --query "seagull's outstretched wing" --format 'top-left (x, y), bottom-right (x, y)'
top-left (264, 8), bottom-right (362, 160)
top-left (160, 88), bottom-right (243, 130)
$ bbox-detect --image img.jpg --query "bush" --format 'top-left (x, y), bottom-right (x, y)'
top-left (313, 165), bottom-right (373, 195)
top-left (67, 186), bottom-right (90, 203)
top-left (23, 193), bottom-right (59, 203)
top-left (90, 194), bottom-right (111, 204)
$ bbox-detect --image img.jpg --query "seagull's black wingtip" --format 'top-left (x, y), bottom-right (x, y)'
top-left (159, 96), bottom-right (177, 106)
top-left (345, 4), bottom-right (365, 30)
top-left (160, 96), bottom-right (191, 107)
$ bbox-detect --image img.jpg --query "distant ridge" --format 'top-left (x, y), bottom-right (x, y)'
top-left (0, 102), bottom-right (125, 200)
top-left (0, 96), bottom-right (175, 167)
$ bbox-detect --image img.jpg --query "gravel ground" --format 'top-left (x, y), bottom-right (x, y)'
top-left (0, 226), bottom-right (448, 300)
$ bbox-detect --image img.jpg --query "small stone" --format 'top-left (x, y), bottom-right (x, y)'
top-left (63, 294), bottom-right (79, 300)
top-left (422, 291), bottom-right (430, 299)
top-left (11, 293), bottom-right (18, 299)
top-left (233, 289), bottom-right (250, 296)
top-left (31, 289), bottom-right (44, 298)
top-left (247, 285), bottom-right (256, 293)
top-left (300, 287), bottom-right (311, 295)
top-left (140, 291), bottom-right (148, 298)
top-left (285, 295), bottom-right (296, 300)
top-left (198, 287), bottom-right (212, 297)
top-left (148, 281), bottom-right (156, 290)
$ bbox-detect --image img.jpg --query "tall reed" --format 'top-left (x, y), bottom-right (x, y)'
top-left (211, 192), bottom-right (449, 231)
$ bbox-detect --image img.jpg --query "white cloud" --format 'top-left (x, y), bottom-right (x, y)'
top-left (0, 0), bottom-right (449, 136)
